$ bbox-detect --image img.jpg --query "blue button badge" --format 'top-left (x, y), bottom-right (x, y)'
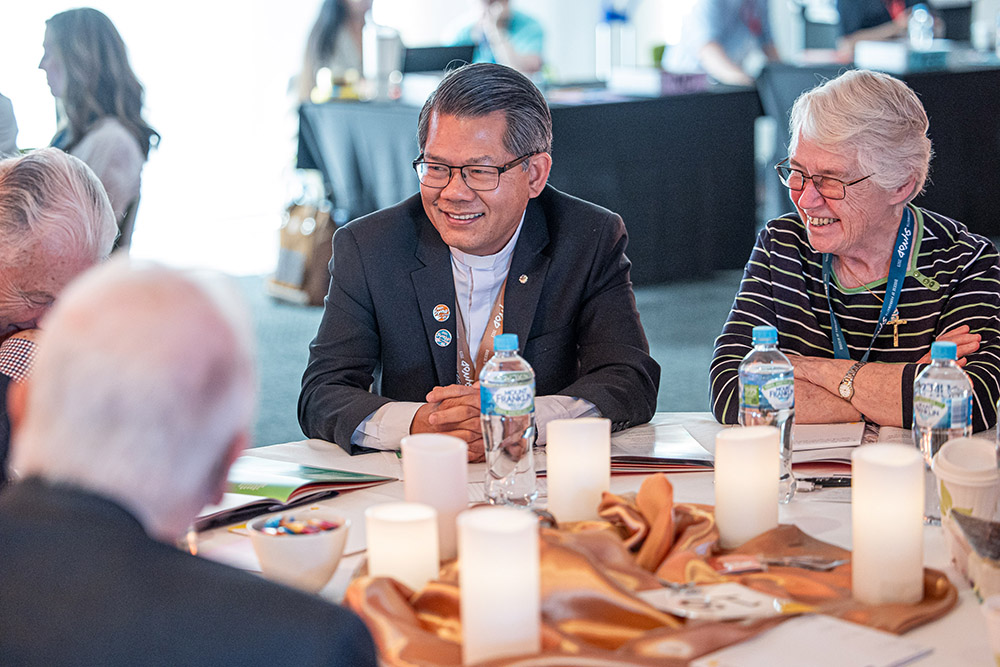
top-left (434, 329), bottom-right (452, 347)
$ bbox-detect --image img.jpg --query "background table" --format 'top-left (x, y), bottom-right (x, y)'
top-left (300, 64), bottom-right (1000, 289)
top-left (298, 88), bottom-right (762, 286)
top-left (198, 412), bottom-right (994, 665)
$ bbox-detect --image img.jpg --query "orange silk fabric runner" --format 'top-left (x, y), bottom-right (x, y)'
top-left (346, 475), bottom-right (957, 666)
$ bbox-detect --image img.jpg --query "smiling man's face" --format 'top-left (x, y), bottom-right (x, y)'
top-left (418, 110), bottom-right (538, 256)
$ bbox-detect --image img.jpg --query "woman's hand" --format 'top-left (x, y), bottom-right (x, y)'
top-left (917, 325), bottom-right (980, 366)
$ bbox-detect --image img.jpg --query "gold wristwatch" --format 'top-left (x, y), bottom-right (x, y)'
top-left (838, 360), bottom-right (867, 401)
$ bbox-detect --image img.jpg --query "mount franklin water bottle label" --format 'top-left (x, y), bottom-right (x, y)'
top-left (740, 373), bottom-right (794, 411)
top-left (913, 393), bottom-right (971, 429)
top-left (481, 378), bottom-right (535, 416)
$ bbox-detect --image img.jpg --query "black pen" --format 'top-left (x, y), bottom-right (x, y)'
top-left (799, 476), bottom-right (852, 491)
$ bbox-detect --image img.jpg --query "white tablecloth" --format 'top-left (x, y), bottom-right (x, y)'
top-left (195, 413), bottom-right (994, 665)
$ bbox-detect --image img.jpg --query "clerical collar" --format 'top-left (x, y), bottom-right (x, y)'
top-left (448, 211), bottom-right (526, 270)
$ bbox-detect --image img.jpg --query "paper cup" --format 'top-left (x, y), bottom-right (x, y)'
top-left (933, 438), bottom-right (1000, 521)
top-left (933, 438), bottom-right (1000, 573)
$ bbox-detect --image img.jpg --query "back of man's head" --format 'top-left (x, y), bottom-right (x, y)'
top-left (0, 148), bottom-right (116, 334)
top-left (417, 62), bottom-right (552, 157)
top-left (10, 258), bottom-right (257, 540)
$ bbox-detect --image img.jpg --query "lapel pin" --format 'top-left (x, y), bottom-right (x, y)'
top-left (518, 274), bottom-right (528, 284)
top-left (434, 329), bottom-right (452, 347)
top-left (432, 304), bottom-right (450, 322)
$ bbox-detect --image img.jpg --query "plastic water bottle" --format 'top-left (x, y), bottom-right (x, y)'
top-left (908, 4), bottom-right (934, 52)
top-left (738, 325), bottom-right (796, 503)
top-left (913, 341), bottom-right (973, 523)
top-left (480, 333), bottom-right (537, 506)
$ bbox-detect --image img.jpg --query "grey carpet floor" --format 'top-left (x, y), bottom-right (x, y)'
top-left (241, 271), bottom-right (743, 447)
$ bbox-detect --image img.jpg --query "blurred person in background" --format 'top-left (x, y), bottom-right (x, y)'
top-left (40, 7), bottom-right (159, 250)
top-left (836, 0), bottom-right (939, 60)
top-left (662, 0), bottom-right (779, 86)
top-left (0, 93), bottom-right (16, 156)
top-left (451, 0), bottom-right (544, 75)
top-left (0, 148), bottom-right (116, 487)
top-left (297, 0), bottom-right (373, 102)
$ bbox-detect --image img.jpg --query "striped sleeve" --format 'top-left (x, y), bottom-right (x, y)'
top-left (902, 222), bottom-right (1000, 431)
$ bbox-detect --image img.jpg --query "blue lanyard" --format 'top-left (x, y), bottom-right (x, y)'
top-left (822, 207), bottom-right (915, 362)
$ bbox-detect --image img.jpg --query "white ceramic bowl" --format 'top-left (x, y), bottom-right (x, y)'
top-left (247, 508), bottom-right (349, 593)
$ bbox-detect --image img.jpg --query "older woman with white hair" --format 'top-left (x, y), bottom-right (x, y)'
top-left (711, 69), bottom-right (1000, 431)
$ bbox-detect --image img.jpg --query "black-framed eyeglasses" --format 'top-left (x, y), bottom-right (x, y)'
top-left (411, 153), bottom-right (538, 191)
top-left (775, 158), bottom-right (873, 201)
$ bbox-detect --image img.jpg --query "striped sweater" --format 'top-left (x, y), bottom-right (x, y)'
top-left (710, 206), bottom-right (1000, 431)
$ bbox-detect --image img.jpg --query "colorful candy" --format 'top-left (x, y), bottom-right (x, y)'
top-left (260, 515), bottom-right (340, 536)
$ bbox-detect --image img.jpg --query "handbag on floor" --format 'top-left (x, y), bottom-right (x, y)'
top-left (267, 200), bottom-right (336, 307)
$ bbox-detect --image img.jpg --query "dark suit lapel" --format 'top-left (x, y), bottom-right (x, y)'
top-left (505, 200), bottom-right (550, 343)
top-left (412, 219), bottom-right (457, 386)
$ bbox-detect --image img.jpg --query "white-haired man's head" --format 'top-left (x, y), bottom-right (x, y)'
top-left (0, 148), bottom-right (116, 337)
top-left (10, 258), bottom-right (257, 540)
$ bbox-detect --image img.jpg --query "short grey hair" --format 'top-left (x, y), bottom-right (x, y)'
top-left (11, 258), bottom-right (257, 538)
top-left (789, 69), bottom-right (932, 200)
top-left (0, 148), bottom-right (116, 267)
top-left (417, 62), bottom-right (552, 159)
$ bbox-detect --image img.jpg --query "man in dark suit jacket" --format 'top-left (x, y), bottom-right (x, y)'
top-left (299, 63), bottom-right (660, 457)
top-left (0, 259), bottom-right (377, 666)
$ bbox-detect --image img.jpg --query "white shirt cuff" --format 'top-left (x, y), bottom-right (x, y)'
top-left (351, 401), bottom-right (423, 450)
top-left (534, 396), bottom-right (600, 444)
top-left (351, 395), bottom-right (599, 449)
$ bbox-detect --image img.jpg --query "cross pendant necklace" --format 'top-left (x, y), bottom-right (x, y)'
top-left (841, 261), bottom-right (906, 348)
top-left (887, 309), bottom-right (908, 347)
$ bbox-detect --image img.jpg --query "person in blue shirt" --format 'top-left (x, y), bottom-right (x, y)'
top-left (452, 0), bottom-right (544, 75)
top-left (662, 0), bottom-right (779, 86)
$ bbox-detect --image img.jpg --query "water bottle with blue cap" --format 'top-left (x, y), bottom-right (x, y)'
top-left (913, 340), bottom-right (973, 523)
top-left (738, 325), bottom-right (796, 503)
top-left (480, 333), bottom-right (537, 506)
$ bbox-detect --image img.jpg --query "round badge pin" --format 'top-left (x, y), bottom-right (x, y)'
top-left (434, 329), bottom-right (452, 347)
top-left (433, 304), bottom-right (450, 322)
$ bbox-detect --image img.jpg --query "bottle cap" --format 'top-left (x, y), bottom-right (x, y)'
top-left (930, 340), bottom-right (958, 361)
top-left (751, 325), bottom-right (778, 345)
top-left (494, 333), bottom-right (519, 351)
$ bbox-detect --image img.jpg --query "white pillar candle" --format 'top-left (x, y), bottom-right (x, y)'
top-left (852, 444), bottom-right (924, 605)
top-left (714, 426), bottom-right (779, 549)
top-left (401, 433), bottom-right (469, 560)
top-left (546, 418), bottom-right (611, 522)
top-left (365, 502), bottom-right (439, 591)
top-left (458, 506), bottom-right (540, 665)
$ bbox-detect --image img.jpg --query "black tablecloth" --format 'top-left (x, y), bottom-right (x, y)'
top-left (298, 89), bottom-right (762, 286)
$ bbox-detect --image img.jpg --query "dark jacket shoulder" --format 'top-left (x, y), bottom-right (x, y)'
top-left (0, 480), bottom-right (377, 667)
